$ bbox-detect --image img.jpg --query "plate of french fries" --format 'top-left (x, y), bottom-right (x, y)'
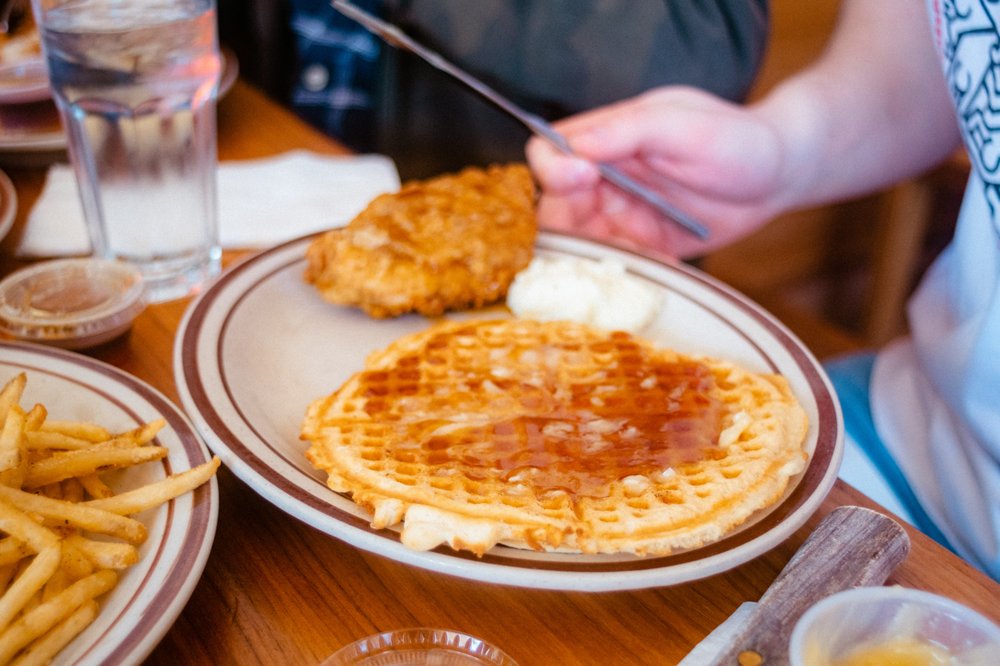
top-left (0, 341), bottom-right (219, 665)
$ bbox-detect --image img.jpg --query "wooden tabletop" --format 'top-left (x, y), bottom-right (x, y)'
top-left (1, 81), bottom-right (997, 665)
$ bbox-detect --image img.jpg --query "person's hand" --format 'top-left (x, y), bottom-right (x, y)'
top-left (526, 86), bottom-right (789, 259)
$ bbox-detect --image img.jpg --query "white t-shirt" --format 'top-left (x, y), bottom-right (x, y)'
top-left (869, 1), bottom-right (1000, 580)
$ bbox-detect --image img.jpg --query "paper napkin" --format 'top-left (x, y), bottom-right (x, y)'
top-left (18, 150), bottom-right (401, 257)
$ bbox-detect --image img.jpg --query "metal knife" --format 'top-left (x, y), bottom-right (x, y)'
top-left (330, 0), bottom-right (710, 241)
top-left (679, 505), bottom-right (911, 665)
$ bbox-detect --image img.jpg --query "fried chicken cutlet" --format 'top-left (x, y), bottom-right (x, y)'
top-left (304, 163), bottom-right (537, 318)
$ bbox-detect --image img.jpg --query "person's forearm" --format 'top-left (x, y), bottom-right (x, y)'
top-left (752, 0), bottom-right (962, 214)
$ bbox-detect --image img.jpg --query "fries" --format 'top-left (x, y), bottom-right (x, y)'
top-left (23, 445), bottom-right (169, 489)
top-left (85, 458), bottom-right (221, 516)
top-left (0, 373), bottom-right (219, 664)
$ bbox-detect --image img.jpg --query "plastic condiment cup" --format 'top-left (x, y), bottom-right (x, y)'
top-left (321, 628), bottom-right (518, 666)
top-left (789, 586), bottom-right (1000, 665)
top-left (0, 258), bottom-right (146, 349)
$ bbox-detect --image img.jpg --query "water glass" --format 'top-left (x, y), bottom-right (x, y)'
top-left (32, 0), bottom-right (223, 302)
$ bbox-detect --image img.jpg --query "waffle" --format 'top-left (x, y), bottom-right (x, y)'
top-left (304, 163), bottom-right (537, 318)
top-left (302, 319), bottom-right (809, 557)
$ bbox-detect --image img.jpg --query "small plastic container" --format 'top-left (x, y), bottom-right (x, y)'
top-left (321, 628), bottom-right (519, 666)
top-left (789, 586), bottom-right (1000, 665)
top-left (0, 258), bottom-right (147, 350)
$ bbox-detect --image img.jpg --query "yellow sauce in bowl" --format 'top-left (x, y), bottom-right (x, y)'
top-left (834, 637), bottom-right (954, 666)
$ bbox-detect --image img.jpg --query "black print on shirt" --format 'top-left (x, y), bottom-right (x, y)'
top-left (942, 0), bottom-right (1000, 215)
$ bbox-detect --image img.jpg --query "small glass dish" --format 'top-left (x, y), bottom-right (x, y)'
top-left (789, 586), bottom-right (1000, 665)
top-left (0, 258), bottom-right (146, 350)
top-left (322, 628), bottom-right (519, 666)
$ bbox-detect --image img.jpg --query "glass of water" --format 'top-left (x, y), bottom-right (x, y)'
top-left (31, 0), bottom-right (223, 303)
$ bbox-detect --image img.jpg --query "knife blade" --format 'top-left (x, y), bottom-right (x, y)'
top-left (330, 0), bottom-right (710, 241)
top-left (678, 505), bottom-right (911, 665)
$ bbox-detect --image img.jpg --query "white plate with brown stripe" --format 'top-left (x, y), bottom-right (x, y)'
top-left (174, 231), bottom-right (842, 592)
top-left (0, 342), bottom-right (218, 663)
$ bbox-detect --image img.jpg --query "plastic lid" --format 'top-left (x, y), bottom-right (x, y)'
top-left (0, 258), bottom-right (147, 350)
top-left (322, 628), bottom-right (519, 666)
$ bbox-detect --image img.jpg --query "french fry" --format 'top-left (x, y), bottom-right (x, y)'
top-left (63, 535), bottom-right (138, 570)
top-left (57, 541), bottom-right (94, 580)
top-left (86, 457), bottom-right (221, 515)
top-left (24, 418), bottom-right (165, 453)
top-left (0, 565), bottom-right (16, 596)
top-left (0, 548), bottom-right (61, 635)
top-left (22, 431), bottom-right (94, 452)
top-left (114, 418), bottom-right (166, 446)
top-left (0, 539), bottom-right (31, 568)
top-left (40, 567), bottom-right (69, 603)
top-left (77, 474), bottom-right (113, 500)
top-left (60, 478), bottom-right (85, 504)
top-left (22, 446), bottom-right (169, 489)
top-left (36, 421), bottom-right (110, 444)
top-left (17, 594), bottom-right (39, 619)
top-left (0, 376), bottom-right (25, 427)
top-left (0, 488), bottom-right (146, 544)
top-left (0, 408), bottom-right (27, 489)
top-left (10, 600), bottom-right (98, 666)
top-left (0, 502), bottom-right (59, 555)
top-left (20, 407), bottom-right (45, 434)
top-left (6, 560), bottom-right (32, 598)
top-left (0, 570), bottom-right (117, 664)
top-left (37, 484), bottom-right (60, 501)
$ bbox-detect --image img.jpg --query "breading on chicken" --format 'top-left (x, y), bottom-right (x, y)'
top-left (304, 163), bottom-right (538, 319)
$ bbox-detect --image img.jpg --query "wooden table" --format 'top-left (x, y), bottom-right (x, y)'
top-left (1, 81), bottom-right (997, 665)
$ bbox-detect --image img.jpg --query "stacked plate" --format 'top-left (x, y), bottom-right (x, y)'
top-left (0, 23), bottom-right (239, 162)
top-left (0, 15), bottom-right (62, 160)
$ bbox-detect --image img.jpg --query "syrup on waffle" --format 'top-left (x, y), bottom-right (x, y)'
top-left (304, 163), bottom-right (537, 319)
top-left (302, 318), bottom-right (809, 557)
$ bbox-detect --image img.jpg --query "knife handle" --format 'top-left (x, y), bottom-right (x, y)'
top-left (708, 505), bottom-right (911, 665)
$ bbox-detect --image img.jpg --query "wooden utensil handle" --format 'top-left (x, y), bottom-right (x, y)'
top-left (709, 505), bottom-right (911, 665)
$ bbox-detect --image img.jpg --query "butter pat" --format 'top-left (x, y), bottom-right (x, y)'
top-left (507, 255), bottom-right (662, 333)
